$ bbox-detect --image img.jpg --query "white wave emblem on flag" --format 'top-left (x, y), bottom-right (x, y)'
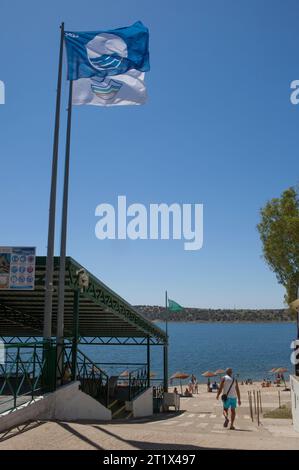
top-left (86, 33), bottom-right (127, 73)
top-left (72, 69), bottom-right (147, 107)
top-left (90, 78), bottom-right (122, 101)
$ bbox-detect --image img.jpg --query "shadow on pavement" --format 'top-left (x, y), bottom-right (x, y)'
top-left (92, 425), bottom-right (222, 450)
top-left (56, 421), bottom-right (104, 450)
top-left (0, 420), bottom-right (45, 443)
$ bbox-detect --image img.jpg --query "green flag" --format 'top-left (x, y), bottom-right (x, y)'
top-left (168, 299), bottom-right (183, 312)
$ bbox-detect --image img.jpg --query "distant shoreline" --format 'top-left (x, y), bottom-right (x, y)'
top-left (135, 305), bottom-right (294, 323)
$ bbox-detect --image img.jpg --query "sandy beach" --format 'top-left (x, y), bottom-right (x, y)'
top-left (0, 382), bottom-right (297, 451)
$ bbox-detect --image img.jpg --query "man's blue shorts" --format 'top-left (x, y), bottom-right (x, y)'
top-left (223, 397), bottom-right (237, 409)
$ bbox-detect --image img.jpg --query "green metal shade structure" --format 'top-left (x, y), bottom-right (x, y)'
top-left (0, 256), bottom-right (169, 394)
top-left (0, 256), bottom-right (167, 343)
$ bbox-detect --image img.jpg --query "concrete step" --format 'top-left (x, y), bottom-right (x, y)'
top-left (108, 399), bottom-right (132, 419)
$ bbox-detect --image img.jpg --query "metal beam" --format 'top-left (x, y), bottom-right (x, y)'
top-left (0, 257), bottom-right (167, 344)
top-left (0, 303), bottom-right (43, 334)
top-left (77, 336), bottom-right (165, 345)
top-left (67, 259), bottom-right (167, 343)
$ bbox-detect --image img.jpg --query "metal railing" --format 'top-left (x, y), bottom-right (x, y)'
top-left (128, 365), bottom-right (148, 401)
top-left (0, 342), bottom-right (46, 413)
top-left (0, 341), bottom-right (151, 414)
top-left (57, 346), bottom-right (150, 405)
top-left (153, 382), bottom-right (164, 399)
top-left (73, 360), bottom-right (150, 404)
top-left (153, 381), bottom-right (164, 413)
top-left (248, 389), bottom-right (263, 426)
top-left (56, 344), bottom-right (110, 408)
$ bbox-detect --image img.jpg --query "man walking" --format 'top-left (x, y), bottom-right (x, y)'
top-left (216, 367), bottom-right (241, 430)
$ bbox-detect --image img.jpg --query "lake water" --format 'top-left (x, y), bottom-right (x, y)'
top-left (81, 322), bottom-right (296, 382)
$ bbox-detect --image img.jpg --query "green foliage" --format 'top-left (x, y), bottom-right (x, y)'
top-left (257, 187), bottom-right (299, 305)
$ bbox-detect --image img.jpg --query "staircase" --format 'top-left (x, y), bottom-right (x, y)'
top-left (70, 348), bottom-right (135, 419)
top-left (0, 341), bottom-right (150, 423)
top-left (108, 399), bottom-right (132, 419)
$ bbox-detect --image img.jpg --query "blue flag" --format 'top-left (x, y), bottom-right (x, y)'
top-left (64, 21), bottom-right (150, 81)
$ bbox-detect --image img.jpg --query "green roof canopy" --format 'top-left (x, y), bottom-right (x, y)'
top-left (0, 256), bottom-right (167, 344)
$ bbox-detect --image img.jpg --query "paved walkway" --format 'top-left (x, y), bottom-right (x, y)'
top-left (0, 384), bottom-right (298, 450)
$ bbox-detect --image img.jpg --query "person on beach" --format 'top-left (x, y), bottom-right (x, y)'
top-left (191, 374), bottom-right (197, 393)
top-left (216, 367), bottom-right (241, 430)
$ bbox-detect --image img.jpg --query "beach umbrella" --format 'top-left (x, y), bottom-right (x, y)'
top-left (202, 371), bottom-right (217, 389)
top-left (269, 368), bottom-right (277, 373)
top-left (274, 368), bottom-right (288, 388)
top-left (202, 371), bottom-right (217, 378)
top-left (214, 369), bottom-right (225, 375)
top-left (170, 372), bottom-right (190, 394)
top-left (274, 368), bottom-right (288, 374)
top-left (270, 368), bottom-right (288, 389)
top-left (119, 370), bottom-right (129, 386)
top-left (121, 370), bottom-right (156, 378)
top-left (170, 372), bottom-right (190, 380)
top-left (120, 369), bottom-right (129, 377)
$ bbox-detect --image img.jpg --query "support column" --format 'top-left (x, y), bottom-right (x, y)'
top-left (71, 289), bottom-right (80, 381)
top-left (163, 343), bottom-right (168, 392)
top-left (147, 336), bottom-right (150, 388)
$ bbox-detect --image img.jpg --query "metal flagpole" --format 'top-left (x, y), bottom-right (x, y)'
top-left (43, 22), bottom-right (65, 341)
top-left (165, 290), bottom-right (168, 336)
top-left (164, 290), bottom-right (169, 392)
top-left (56, 80), bottom-right (73, 380)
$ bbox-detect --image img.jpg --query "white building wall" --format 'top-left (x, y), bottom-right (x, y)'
top-left (0, 381), bottom-right (111, 433)
top-left (290, 375), bottom-right (299, 432)
top-left (126, 387), bottom-right (153, 418)
top-left (53, 382), bottom-right (111, 421)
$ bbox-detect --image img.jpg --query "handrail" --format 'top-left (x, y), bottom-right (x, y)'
top-left (128, 365), bottom-right (148, 401)
top-left (3, 341), bottom-right (48, 349)
top-left (153, 382), bottom-right (164, 398)
top-left (90, 362), bottom-right (147, 367)
top-left (0, 341), bottom-right (152, 414)
top-left (56, 344), bottom-right (110, 408)
top-left (0, 342), bottom-right (46, 413)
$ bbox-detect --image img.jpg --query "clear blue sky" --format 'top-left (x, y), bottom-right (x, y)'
top-left (0, 0), bottom-right (298, 309)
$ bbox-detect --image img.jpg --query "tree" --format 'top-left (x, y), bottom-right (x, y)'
top-left (257, 187), bottom-right (299, 305)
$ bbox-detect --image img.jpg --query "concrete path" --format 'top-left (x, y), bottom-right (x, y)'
top-left (0, 384), bottom-right (298, 450)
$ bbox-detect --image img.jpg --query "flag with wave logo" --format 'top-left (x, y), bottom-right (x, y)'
top-left (64, 21), bottom-right (149, 106)
top-left (72, 70), bottom-right (147, 107)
